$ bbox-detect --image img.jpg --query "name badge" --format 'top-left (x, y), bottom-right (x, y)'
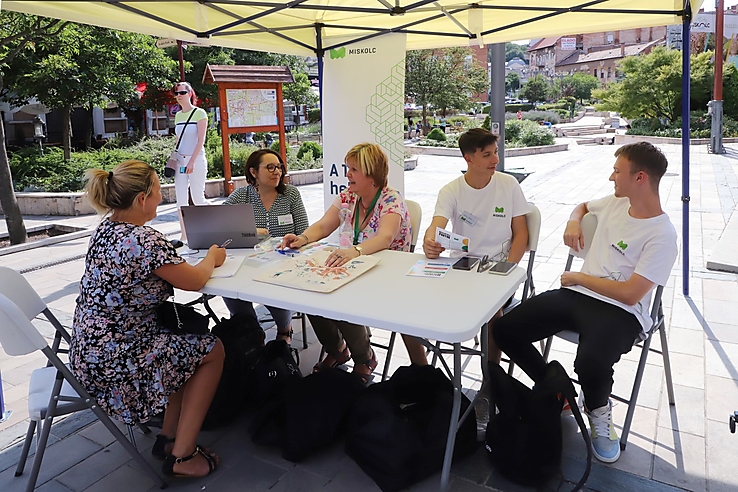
top-left (277, 214), bottom-right (294, 226)
top-left (459, 211), bottom-right (479, 226)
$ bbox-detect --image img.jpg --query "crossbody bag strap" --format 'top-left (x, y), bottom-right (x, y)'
top-left (562, 379), bottom-right (592, 492)
top-left (174, 108), bottom-right (198, 152)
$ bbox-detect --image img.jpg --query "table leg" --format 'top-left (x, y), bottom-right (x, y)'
top-left (480, 321), bottom-right (490, 383)
top-left (440, 343), bottom-right (462, 491)
top-left (0, 368), bottom-right (12, 423)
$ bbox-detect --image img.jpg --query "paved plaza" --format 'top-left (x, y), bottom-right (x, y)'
top-left (0, 141), bottom-right (736, 491)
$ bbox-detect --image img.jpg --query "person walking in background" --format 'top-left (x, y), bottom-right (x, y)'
top-left (172, 82), bottom-right (209, 242)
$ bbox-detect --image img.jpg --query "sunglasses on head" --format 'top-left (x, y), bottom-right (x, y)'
top-left (173, 90), bottom-right (189, 96)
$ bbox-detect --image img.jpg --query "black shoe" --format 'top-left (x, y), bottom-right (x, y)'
top-left (170, 239), bottom-right (184, 248)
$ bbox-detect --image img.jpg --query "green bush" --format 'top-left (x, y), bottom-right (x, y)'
top-left (505, 103), bottom-right (534, 112)
top-left (270, 140), bottom-right (281, 152)
top-left (307, 108), bottom-right (321, 124)
top-left (522, 111), bottom-right (560, 124)
top-left (426, 128), bottom-right (447, 141)
top-left (481, 115), bottom-right (490, 131)
top-left (519, 125), bottom-right (556, 147)
top-left (297, 141), bottom-right (323, 159)
top-left (504, 119), bottom-right (529, 143)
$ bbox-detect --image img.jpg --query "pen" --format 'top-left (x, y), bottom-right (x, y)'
top-left (219, 239), bottom-right (232, 248)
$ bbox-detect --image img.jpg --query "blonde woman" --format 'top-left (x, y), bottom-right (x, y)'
top-left (172, 82), bottom-right (209, 241)
top-left (280, 143), bottom-right (413, 383)
top-left (72, 160), bottom-right (225, 477)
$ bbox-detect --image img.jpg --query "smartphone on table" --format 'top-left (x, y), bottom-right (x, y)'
top-left (452, 256), bottom-right (481, 271)
top-left (488, 261), bottom-right (516, 275)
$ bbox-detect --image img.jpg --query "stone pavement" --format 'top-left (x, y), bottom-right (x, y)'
top-left (0, 142), bottom-right (737, 491)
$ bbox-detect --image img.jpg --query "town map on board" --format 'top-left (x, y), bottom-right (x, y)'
top-left (226, 89), bottom-right (278, 128)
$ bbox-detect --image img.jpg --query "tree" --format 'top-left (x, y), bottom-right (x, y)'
top-left (505, 42), bottom-right (527, 62)
top-left (505, 72), bottom-right (520, 94)
top-left (593, 48), bottom-right (713, 122)
top-left (405, 48), bottom-right (487, 132)
top-left (0, 13), bottom-right (69, 245)
top-left (521, 75), bottom-right (550, 105)
top-left (569, 73), bottom-right (601, 103)
top-left (10, 23), bottom-right (177, 159)
top-left (283, 72), bottom-right (318, 107)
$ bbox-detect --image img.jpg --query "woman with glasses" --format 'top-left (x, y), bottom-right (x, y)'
top-left (172, 82), bottom-right (209, 242)
top-left (222, 149), bottom-right (309, 344)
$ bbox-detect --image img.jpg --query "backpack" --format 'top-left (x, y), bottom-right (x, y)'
top-left (201, 313), bottom-right (265, 430)
top-left (485, 360), bottom-right (592, 491)
top-left (345, 365), bottom-right (477, 492)
top-left (247, 339), bottom-right (303, 408)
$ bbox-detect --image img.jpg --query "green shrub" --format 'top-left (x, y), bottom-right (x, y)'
top-left (504, 119), bottom-right (530, 143)
top-left (270, 140), bottom-right (281, 152)
top-left (426, 128), bottom-right (447, 141)
top-left (297, 141), bottom-right (323, 159)
top-left (522, 111), bottom-right (560, 124)
top-left (505, 103), bottom-right (534, 112)
top-left (481, 115), bottom-right (490, 131)
top-left (519, 125), bottom-right (556, 147)
top-left (307, 108), bottom-right (321, 124)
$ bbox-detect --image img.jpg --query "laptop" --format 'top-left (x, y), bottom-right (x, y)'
top-left (180, 204), bottom-right (268, 249)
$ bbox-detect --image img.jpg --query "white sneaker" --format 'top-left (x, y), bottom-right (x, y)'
top-left (474, 396), bottom-right (490, 442)
top-left (586, 399), bottom-right (620, 463)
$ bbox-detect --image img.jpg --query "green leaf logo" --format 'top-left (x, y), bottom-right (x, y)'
top-left (617, 240), bottom-right (628, 250)
top-left (495, 207), bottom-right (504, 213)
top-left (330, 47), bottom-right (346, 59)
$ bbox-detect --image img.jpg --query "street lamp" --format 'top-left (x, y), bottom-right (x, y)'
top-left (33, 115), bottom-right (46, 155)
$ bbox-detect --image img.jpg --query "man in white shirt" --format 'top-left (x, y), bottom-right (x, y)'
top-left (413, 128), bottom-right (529, 367)
top-left (494, 141), bottom-right (678, 463)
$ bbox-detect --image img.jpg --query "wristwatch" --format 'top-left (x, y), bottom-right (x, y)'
top-left (353, 245), bottom-right (363, 256)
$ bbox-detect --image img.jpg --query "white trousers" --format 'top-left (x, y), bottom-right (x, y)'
top-left (175, 152), bottom-right (209, 207)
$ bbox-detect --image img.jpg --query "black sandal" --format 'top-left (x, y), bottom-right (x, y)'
top-left (353, 349), bottom-right (378, 385)
top-left (152, 434), bottom-right (175, 460)
top-left (162, 445), bottom-right (218, 477)
top-left (276, 328), bottom-right (294, 345)
top-left (313, 344), bottom-right (351, 373)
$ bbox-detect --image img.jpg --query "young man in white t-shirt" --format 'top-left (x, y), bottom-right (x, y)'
top-left (494, 141), bottom-right (678, 463)
top-left (411, 128), bottom-right (529, 368)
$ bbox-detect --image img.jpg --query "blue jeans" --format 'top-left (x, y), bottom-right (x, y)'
top-left (222, 297), bottom-right (293, 331)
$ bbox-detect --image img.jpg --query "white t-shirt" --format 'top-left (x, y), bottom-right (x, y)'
top-left (566, 194), bottom-right (678, 334)
top-left (174, 107), bottom-right (207, 155)
top-left (433, 172), bottom-right (531, 259)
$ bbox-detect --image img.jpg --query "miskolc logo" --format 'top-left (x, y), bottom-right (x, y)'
top-left (330, 47), bottom-right (346, 59)
top-left (617, 240), bottom-right (628, 250)
top-left (495, 207), bottom-right (504, 213)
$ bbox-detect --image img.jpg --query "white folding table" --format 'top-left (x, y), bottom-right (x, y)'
top-left (201, 249), bottom-right (526, 491)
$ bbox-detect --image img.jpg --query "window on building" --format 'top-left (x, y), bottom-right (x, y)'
top-left (594, 68), bottom-right (598, 77)
top-left (606, 32), bottom-right (614, 44)
top-left (607, 67), bottom-right (612, 78)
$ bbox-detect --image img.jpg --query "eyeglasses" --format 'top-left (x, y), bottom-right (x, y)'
top-left (173, 91), bottom-right (189, 96)
top-left (263, 164), bottom-right (283, 174)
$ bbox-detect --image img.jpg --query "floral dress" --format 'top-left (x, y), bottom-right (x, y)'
top-left (70, 219), bottom-right (216, 424)
top-left (333, 186), bottom-right (412, 251)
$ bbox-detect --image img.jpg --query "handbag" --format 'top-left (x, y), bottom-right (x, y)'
top-left (155, 300), bottom-right (210, 335)
top-left (164, 109), bottom-right (197, 178)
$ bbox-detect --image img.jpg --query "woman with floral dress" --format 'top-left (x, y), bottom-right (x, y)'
top-left (71, 160), bottom-right (226, 478)
top-left (280, 143), bottom-right (412, 383)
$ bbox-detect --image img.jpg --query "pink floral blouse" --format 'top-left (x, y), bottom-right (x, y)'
top-left (332, 186), bottom-right (411, 252)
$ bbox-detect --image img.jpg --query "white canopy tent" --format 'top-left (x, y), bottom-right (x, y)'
top-left (3, 0), bottom-right (703, 294)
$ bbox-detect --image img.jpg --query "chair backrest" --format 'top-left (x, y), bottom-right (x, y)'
top-left (406, 199), bottom-right (423, 251)
top-left (0, 266), bottom-right (48, 320)
top-left (0, 293), bottom-right (49, 356)
top-left (525, 203), bottom-right (542, 253)
top-left (565, 213), bottom-right (598, 271)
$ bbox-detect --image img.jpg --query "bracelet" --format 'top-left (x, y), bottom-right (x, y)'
top-left (298, 233), bottom-right (309, 246)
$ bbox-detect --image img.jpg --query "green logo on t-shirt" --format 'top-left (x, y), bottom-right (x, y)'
top-left (495, 207), bottom-right (504, 213)
top-left (617, 240), bottom-right (628, 250)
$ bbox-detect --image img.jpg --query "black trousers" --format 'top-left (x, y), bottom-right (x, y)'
top-left (493, 288), bottom-right (642, 410)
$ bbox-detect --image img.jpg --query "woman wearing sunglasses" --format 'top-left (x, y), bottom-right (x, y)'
top-left (222, 149), bottom-right (309, 344)
top-left (172, 82), bottom-right (209, 241)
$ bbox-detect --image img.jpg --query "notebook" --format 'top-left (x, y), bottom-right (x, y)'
top-left (180, 204), bottom-right (269, 250)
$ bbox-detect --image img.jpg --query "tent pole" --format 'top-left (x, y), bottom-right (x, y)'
top-left (315, 24), bottom-right (324, 115)
top-left (489, 43), bottom-right (506, 171)
top-left (681, 1), bottom-right (691, 296)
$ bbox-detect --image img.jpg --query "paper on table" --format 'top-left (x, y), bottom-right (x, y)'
top-left (435, 227), bottom-right (470, 252)
top-left (406, 260), bottom-right (453, 278)
top-left (210, 256), bottom-right (245, 278)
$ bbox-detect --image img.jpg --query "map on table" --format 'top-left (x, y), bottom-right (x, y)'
top-left (226, 89), bottom-right (277, 128)
top-left (253, 250), bottom-right (381, 293)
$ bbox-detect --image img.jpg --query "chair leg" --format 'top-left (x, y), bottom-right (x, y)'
top-left (300, 312), bottom-right (308, 350)
top-left (127, 425), bottom-right (138, 449)
top-left (542, 336), bottom-right (553, 362)
top-left (136, 423), bottom-right (152, 435)
top-left (89, 404), bottom-right (167, 489)
top-left (431, 341), bottom-right (441, 367)
top-left (659, 323), bottom-right (676, 406)
top-left (14, 420), bottom-right (37, 476)
top-left (25, 415), bottom-right (55, 492)
top-left (473, 335), bottom-right (479, 346)
top-left (620, 335), bottom-right (653, 451)
top-left (381, 332), bottom-right (397, 382)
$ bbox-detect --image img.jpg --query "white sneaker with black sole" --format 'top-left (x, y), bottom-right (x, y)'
top-left (586, 399), bottom-right (620, 463)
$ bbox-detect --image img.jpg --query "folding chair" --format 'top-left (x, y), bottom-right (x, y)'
top-left (541, 213), bottom-right (676, 450)
top-left (315, 199), bottom-right (422, 382)
top-left (0, 278), bottom-right (166, 492)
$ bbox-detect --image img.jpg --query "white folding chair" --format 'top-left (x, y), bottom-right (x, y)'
top-left (541, 213), bottom-right (676, 450)
top-left (0, 273), bottom-right (166, 492)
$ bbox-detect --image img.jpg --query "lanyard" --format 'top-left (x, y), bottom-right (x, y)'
top-left (353, 189), bottom-right (382, 245)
